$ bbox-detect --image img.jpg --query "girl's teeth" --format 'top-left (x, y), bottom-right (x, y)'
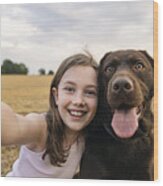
top-left (70, 111), bottom-right (84, 117)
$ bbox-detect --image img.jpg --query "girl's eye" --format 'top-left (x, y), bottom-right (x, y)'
top-left (105, 65), bottom-right (115, 73)
top-left (63, 87), bottom-right (75, 93)
top-left (85, 90), bottom-right (97, 97)
top-left (134, 62), bottom-right (144, 71)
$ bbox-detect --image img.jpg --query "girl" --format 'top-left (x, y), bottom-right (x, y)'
top-left (1, 53), bottom-right (98, 178)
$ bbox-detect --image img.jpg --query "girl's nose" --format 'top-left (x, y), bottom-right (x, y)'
top-left (72, 92), bottom-right (85, 106)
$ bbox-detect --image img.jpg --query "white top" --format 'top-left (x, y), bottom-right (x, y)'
top-left (7, 137), bottom-right (85, 178)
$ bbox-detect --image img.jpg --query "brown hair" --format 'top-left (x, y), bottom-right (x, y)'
top-left (42, 53), bottom-right (98, 166)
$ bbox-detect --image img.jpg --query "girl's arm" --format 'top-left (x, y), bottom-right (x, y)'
top-left (1, 102), bottom-right (46, 146)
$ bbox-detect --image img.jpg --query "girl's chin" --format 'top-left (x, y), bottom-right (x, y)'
top-left (65, 124), bottom-right (86, 133)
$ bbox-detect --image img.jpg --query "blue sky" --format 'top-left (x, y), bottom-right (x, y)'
top-left (1, 1), bottom-right (154, 74)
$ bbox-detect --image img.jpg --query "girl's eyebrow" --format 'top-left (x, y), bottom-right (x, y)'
top-left (63, 81), bottom-right (75, 85)
top-left (86, 85), bottom-right (97, 89)
top-left (63, 81), bottom-right (97, 88)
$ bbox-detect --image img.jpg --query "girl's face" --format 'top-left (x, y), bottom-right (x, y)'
top-left (53, 65), bottom-right (97, 133)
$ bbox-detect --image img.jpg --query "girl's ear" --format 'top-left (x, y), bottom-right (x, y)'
top-left (52, 87), bottom-right (58, 106)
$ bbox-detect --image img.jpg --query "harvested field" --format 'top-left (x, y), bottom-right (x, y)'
top-left (1, 75), bottom-right (53, 176)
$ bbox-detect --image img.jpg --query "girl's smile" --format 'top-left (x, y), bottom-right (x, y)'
top-left (68, 109), bottom-right (87, 119)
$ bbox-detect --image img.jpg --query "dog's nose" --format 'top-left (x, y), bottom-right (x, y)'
top-left (112, 76), bottom-right (134, 94)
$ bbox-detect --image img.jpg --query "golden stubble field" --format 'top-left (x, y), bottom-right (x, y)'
top-left (1, 75), bottom-right (53, 176)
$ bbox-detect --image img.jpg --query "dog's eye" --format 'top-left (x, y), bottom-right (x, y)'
top-left (105, 66), bottom-right (115, 73)
top-left (134, 63), bottom-right (144, 71)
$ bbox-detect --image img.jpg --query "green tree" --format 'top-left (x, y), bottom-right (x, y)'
top-left (18, 63), bottom-right (28, 74)
top-left (48, 70), bottom-right (54, 75)
top-left (1, 59), bottom-right (28, 74)
top-left (38, 68), bottom-right (46, 75)
top-left (1, 59), bottom-right (14, 74)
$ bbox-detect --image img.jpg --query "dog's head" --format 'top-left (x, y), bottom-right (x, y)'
top-left (98, 50), bottom-right (154, 140)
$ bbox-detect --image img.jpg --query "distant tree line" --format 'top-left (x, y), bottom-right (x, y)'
top-left (38, 68), bottom-right (54, 75)
top-left (1, 59), bottom-right (28, 75)
top-left (1, 59), bottom-right (54, 75)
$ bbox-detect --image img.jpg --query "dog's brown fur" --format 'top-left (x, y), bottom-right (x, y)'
top-left (80, 50), bottom-right (154, 180)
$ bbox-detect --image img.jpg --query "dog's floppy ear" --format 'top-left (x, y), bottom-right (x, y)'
top-left (100, 52), bottom-right (112, 66)
top-left (139, 50), bottom-right (154, 68)
top-left (139, 50), bottom-right (154, 99)
top-left (98, 52), bottom-right (112, 109)
top-left (98, 52), bottom-right (112, 87)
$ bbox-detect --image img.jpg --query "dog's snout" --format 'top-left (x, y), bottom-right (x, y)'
top-left (112, 76), bottom-right (134, 94)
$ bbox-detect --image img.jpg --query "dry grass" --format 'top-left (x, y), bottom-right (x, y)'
top-left (1, 75), bottom-right (53, 176)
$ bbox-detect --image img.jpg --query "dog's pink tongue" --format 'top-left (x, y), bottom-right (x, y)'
top-left (111, 107), bottom-right (138, 138)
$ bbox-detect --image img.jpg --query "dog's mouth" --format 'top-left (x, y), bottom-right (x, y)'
top-left (111, 104), bottom-right (143, 139)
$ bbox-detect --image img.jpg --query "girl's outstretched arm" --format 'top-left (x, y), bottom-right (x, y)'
top-left (1, 102), bottom-right (46, 147)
